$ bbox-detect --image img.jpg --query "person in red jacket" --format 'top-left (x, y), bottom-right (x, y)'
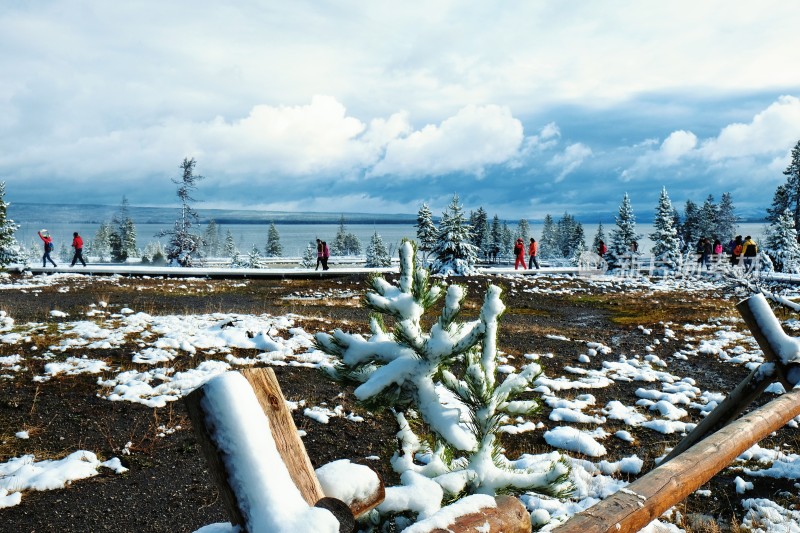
top-left (70, 232), bottom-right (87, 267)
top-left (38, 229), bottom-right (57, 267)
top-left (528, 237), bottom-right (540, 270)
top-left (514, 238), bottom-right (526, 270)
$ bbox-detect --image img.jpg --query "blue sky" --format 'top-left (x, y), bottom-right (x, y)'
top-left (2, 1), bottom-right (800, 221)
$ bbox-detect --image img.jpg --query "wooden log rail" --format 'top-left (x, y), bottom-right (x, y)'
top-left (552, 294), bottom-right (800, 532)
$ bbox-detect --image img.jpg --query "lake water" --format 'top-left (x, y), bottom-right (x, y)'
top-left (14, 220), bottom-right (769, 258)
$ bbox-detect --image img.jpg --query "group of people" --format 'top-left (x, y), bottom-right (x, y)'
top-left (37, 230), bottom-right (86, 268)
top-left (696, 235), bottom-right (758, 269)
top-left (513, 237), bottom-right (540, 270)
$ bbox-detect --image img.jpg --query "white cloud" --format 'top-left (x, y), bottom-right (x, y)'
top-left (660, 130), bottom-right (698, 160)
top-left (699, 95), bottom-right (800, 160)
top-left (549, 143), bottom-right (592, 182)
top-left (369, 104), bottom-right (524, 178)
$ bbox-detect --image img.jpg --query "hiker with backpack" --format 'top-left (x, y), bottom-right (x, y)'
top-left (38, 229), bottom-right (57, 267)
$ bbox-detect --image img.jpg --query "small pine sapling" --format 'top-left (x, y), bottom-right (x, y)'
top-left (315, 239), bottom-right (571, 503)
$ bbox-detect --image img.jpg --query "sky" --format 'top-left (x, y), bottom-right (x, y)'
top-left (2, 1), bottom-right (800, 221)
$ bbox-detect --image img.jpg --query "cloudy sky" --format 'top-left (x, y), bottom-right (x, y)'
top-left (2, 1), bottom-right (800, 221)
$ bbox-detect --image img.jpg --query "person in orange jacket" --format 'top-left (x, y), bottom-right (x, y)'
top-left (513, 238), bottom-right (526, 270)
top-left (528, 237), bottom-right (540, 269)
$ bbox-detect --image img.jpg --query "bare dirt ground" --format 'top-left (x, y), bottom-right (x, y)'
top-left (0, 271), bottom-right (796, 532)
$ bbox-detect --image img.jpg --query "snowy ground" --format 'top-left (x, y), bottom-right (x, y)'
top-left (1, 269), bottom-right (799, 532)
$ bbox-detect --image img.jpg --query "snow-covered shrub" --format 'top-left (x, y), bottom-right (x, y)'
top-left (315, 240), bottom-right (571, 515)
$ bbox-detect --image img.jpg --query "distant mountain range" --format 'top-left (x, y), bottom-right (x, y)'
top-left (8, 203), bottom-right (418, 225)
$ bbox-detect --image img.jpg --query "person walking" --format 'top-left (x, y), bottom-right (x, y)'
top-left (315, 239), bottom-right (324, 271)
top-left (513, 238), bottom-right (526, 270)
top-left (528, 237), bottom-right (540, 269)
top-left (70, 232), bottom-right (87, 267)
top-left (321, 241), bottom-right (330, 271)
top-left (742, 235), bottom-right (758, 270)
top-left (38, 229), bottom-right (57, 267)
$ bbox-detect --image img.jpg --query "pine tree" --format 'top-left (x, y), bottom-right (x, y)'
top-left (697, 195), bottom-right (718, 240)
top-left (159, 158), bottom-right (205, 267)
top-left (415, 203), bottom-right (438, 263)
top-left (501, 222), bottom-right (513, 259)
top-left (110, 196), bottom-right (136, 262)
top-left (0, 182), bottom-right (22, 267)
top-left (539, 214), bottom-right (558, 259)
top-left (783, 139), bottom-right (800, 229)
top-left (247, 244), bottom-right (262, 268)
top-left (515, 218), bottom-right (530, 243)
top-left (265, 222), bottom-right (282, 257)
top-left (365, 232), bottom-right (392, 267)
top-left (592, 222), bottom-right (606, 253)
top-left (469, 207), bottom-right (490, 260)
top-left (680, 200), bottom-right (701, 253)
top-left (489, 215), bottom-right (503, 260)
top-left (765, 208), bottom-right (800, 273)
top-left (650, 187), bottom-right (682, 272)
top-left (93, 222), bottom-right (112, 262)
top-left (301, 241), bottom-right (316, 268)
top-left (431, 194), bottom-right (478, 275)
top-left (316, 241), bottom-right (571, 499)
top-left (767, 184), bottom-right (791, 226)
top-left (223, 230), bottom-right (237, 257)
top-left (331, 215), bottom-right (349, 256)
top-left (203, 220), bottom-right (221, 257)
top-left (607, 193), bottom-right (641, 269)
top-left (715, 193), bottom-right (738, 243)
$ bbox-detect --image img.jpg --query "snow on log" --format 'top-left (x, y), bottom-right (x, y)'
top-left (401, 495), bottom-right (531, 533)
top-left (316, 459), bottom-right (385, 518)
top-left (184, 371), bottom-right (345, 533)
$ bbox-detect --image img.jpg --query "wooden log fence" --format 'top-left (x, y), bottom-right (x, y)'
top-left (553, 294), bottom-right (800, 532)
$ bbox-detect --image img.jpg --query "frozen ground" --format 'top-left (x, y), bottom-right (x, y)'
top-left (0, 268), bottom-right (799, 532)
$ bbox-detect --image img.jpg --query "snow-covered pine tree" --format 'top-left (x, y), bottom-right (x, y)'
top-left (110, 196), bottom-right (137, 261)
top-left (489, 214), bottom-right (503, 260)
top-left (331, 215), bottom-right (348, 256)
top-left (159, 158), bottom-right (206, 267)
top-left (568, 222), bottom-right (587, 265)
top-left (767, 184), bottom-right (791, 226)
top-left (0, 181), bottom-right (23, 267)
top-left (265, 222), bottom-right (282, 257)
top-left (782, 139), bottom-right (800, 229)
top-left (592, 222), bottom-right (606, 253)
top-left (607, 193), bottom-right (642, 270)
top-left (515, 218), bottom-right (530, 243)
top-left (223, 230), bottom-right (237, 257)
top-left (315, 240), bottom-right (571, 500)
top-left (246, 244), bottom-right (262, 268)
top-left (680, 199), bottom-right (701, 253)
top-left (697, 194), bottom-right (718, 241)
top-left (539, 214), bottom-right (558, 260)
top-left (469, 207), bottom-right (489, 260)
top-left (93, 222), bottom-right (112, 262)
top-left (415, 203), bottom-right (438, 265)
top-left (501, 222), bottom-right (513, 259)
top-left (649, 187), bottom-right (682, 273)
top-left (431, 194), bottom-right (478, 275)
top-left (203, 220), bottom-right (221, 257)
top-left (365, 232), bottom-right (392, 267)
top-left (765, 208), bottom-right (800, 273)
top-left (715, 192), bottom-right (738, 243)
top-left (301, 241), bottom-right (316, 268)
